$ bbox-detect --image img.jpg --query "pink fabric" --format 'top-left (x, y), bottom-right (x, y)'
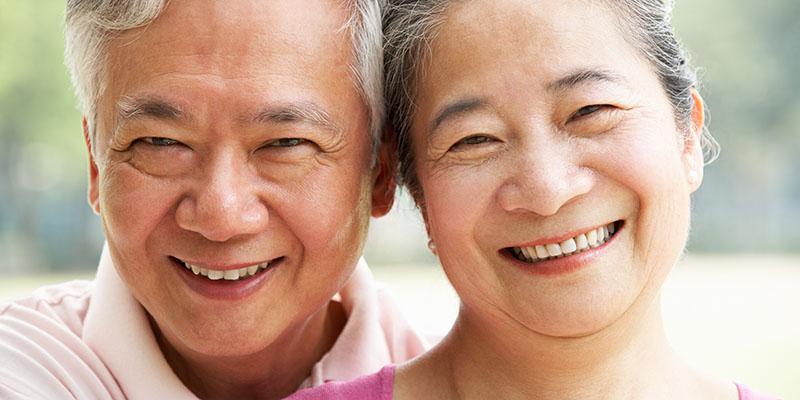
top-left (287, 365), bottom-right (394, 400)
top-left (736, 382), bottom-right (782, 400)
top-left (0, 244), bottom-right (429, 399)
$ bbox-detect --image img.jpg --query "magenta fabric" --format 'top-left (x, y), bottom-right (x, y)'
top-left (287, 369), bottom-right (782, 400)
top-left (287, 365), bottom-right (394, 400)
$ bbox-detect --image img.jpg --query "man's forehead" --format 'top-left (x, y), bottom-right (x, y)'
top-left (104, 0), bottom-right (354, 77)
top-left (97, 0), bottom-right (364, 132)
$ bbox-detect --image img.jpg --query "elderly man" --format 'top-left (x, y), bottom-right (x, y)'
top-left (0, 0), bottom-right (427, 399)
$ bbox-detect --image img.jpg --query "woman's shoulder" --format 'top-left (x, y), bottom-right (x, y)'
top-left (735, 382), bottom-right (782, 400)
top-left (288, 365), bottom-right (395, 400)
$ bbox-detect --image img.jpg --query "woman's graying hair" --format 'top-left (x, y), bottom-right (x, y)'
top-left (65, 0), bottom-right (386, 156)
top-left (384, 0), bottom-right (721, 200)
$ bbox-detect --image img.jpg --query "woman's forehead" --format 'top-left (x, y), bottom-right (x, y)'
top-left (428, 0), bottom-right (632, 78)
top-left (414, 0), bottom-right (651, 112)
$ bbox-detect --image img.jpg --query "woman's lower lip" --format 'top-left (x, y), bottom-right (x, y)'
top-left (173, 258), bottom-right (280, 301)
top-left (505, 227), bottom-right (621, 276)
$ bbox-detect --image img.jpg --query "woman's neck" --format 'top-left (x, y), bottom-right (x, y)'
top-left (398, 296), bottom-right (730, 400)
top-left (155, 300), bottom-right (346, 400)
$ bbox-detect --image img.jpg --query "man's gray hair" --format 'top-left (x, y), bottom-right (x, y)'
top-left (65, 0), bottom-right (385, 153)
top-left (384, 0), bottom-right (720, 199)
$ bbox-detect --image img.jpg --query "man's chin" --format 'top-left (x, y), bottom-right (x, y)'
top-left (156, 315), bottom-right (285, 359)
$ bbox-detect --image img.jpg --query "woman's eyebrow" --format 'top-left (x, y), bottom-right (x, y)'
top-left (430, 97), bottom-right (490, 137)
top-left (547, 69), bottom-right (624, 93)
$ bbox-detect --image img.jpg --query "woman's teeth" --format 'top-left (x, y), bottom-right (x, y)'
top-left (512, 222), bottom-right (619, 263)
top-left (182, 261), bottom-right (271, 281)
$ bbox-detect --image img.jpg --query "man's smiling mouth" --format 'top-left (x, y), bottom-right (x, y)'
top-left (170, 257), bottom-right (283, 282)
top-left (506, 220), bottom-right (624, 264)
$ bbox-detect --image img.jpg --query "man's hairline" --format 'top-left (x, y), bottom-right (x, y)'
top-left (83, 0), bottom-right (380, 154)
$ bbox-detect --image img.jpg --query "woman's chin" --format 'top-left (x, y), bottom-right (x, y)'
top-left (510, 294), bottom-right (636, 340)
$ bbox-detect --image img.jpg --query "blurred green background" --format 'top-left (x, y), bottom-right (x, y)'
top-left (0, 0), bottom-right (798, 398)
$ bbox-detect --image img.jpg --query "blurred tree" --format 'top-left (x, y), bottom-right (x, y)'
top-left (0, 0), bottom-right (102, 273)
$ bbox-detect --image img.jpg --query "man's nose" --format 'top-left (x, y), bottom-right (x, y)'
top-left (495, 136), bottom-right (593, 217)
top-left (175, 152), bottom-right (269, 242)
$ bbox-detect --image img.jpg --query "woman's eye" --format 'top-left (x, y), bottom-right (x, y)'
top-left (572, 104), bottom-right (609, 120)
top-left (141, 137), bottom-right (179, 146)
top-left (267, 138), bottom-right (307, 148)
top-left (451, 135), bottom-right (494, 150)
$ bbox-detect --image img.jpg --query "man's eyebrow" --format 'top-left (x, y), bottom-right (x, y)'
top-left (116, 95), bottom-right (184, 122)
top-left (430, 97), bottom-right (491, 135)
top-left (251, 102), bottom-right (340, 133)
top-left (547, 69), bottom-right (624, 93)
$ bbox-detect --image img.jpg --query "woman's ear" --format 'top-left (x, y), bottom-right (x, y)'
top-left (683, 89), bottom-right (705, 193)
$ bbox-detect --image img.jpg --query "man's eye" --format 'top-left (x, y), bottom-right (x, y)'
top-left (142, 137), bottom-right (179, 146)
top-left (572, 104), bottom-right (609, 119)
top-left (268, 138), bottom-right (307, 148)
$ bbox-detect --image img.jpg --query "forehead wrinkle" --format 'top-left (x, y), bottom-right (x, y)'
top-left (547, 68), bottom-right (627, 94)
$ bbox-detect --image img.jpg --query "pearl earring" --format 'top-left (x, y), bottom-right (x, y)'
top-left (684, 153), bottom-right (698, 185)
top-left (427, 239), bottom-right (437, 254)
top-left (688, 170), bottom-right (698, 185)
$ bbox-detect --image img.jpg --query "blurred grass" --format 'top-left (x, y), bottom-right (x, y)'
top-left (0, 273), bottom-right (94, 301)
top-left (1, 255), bottom-right (797, 398)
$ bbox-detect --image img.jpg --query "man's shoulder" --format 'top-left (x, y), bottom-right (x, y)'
top-left (1, 279), bottom-right (94, 337)
top-left (341, 272), bottom-right (435, 361)
top-left (0, 279), bottom-right (125, 399)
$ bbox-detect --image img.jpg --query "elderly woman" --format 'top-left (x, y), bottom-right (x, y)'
top-left (291, 0), bottom-right (779, 399)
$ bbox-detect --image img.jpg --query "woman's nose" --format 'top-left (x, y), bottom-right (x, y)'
top-left (175, 152), bottom-right (269, 242)
top-left (496, 139), bottom-right (593, 217)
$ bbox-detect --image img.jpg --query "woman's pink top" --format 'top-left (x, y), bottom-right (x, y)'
top-left (287, 365), bottom-right (394, 400)
top-left (736, 382), bottom-right (781, 400)
top-left (287, 366), bottom-right (781, 400)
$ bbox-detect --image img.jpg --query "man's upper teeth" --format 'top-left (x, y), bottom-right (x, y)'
top-left (513, 222), bottom-right (617, 263)
top-left (183, 262), bottom-right (270, 280)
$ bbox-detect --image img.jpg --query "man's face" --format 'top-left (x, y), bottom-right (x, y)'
top-left (86, 0), bottom-right (391, 357)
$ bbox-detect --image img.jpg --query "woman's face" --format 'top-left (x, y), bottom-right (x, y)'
top-left (411, 0), bottom-right (704, 337)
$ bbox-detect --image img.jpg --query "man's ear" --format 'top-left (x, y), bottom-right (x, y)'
top-left (683, 89), bottom-right (705, 193)
top-left (370, 127), bottom-right (398, 218)
top-left (83, 117), bottom-right (101, 214)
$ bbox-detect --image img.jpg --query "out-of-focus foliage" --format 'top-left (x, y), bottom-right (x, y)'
top-left (0, 0), bottom-right (101, 273)
top-left (0, 0), bottom-right (798, 273)
top-left (673, 1), bottom-right (800, 252)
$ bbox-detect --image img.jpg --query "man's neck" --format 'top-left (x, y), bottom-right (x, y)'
top-left (153, 300), bottom-right (347, 400)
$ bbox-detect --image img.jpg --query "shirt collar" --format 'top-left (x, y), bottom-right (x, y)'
top-left (83, 243), bottom-right (400, 397)
top-left (83, 243), bottom-right (198, 399)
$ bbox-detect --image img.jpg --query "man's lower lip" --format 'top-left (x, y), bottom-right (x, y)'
top-left (172, 258), bottom-right (280, 301)
top-left (505, 226), bottom-right (621, 276)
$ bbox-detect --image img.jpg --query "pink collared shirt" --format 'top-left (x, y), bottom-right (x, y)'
top-left (0, 244), bottom-right (429, 399)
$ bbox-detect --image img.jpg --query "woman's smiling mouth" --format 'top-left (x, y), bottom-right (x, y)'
top-left (506, 220), bottom-right (624, 264)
